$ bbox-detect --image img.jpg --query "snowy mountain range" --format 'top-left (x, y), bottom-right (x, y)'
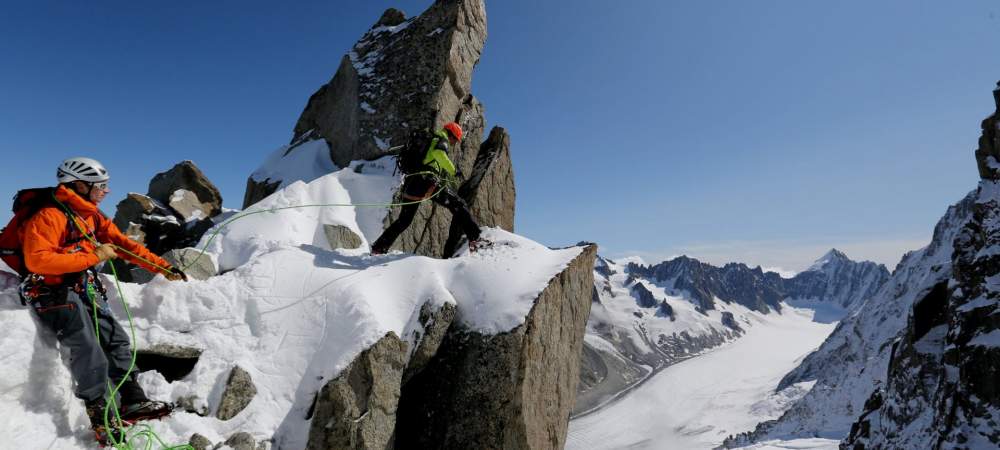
top-left (576, 250), bottom-right (889, 415)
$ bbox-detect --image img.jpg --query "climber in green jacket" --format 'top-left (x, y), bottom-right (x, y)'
top-left (372, 122), bottom-right (490, 255)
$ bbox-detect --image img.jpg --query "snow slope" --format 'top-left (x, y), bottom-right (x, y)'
top-left (0, 158), bottom-right (581, 448)
top-left (567, 303), bottom-right (836, 450)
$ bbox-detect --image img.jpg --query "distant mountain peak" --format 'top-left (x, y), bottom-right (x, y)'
top-left (808, 248), bottom-right (849, 271)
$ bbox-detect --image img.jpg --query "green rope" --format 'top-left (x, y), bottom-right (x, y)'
top-left (46, 170), bottom-right (451, 448)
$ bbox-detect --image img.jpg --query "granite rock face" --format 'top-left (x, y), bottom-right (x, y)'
top-left (112, 193), bottom-right (179, 254)
top-left (395, 244), bottom-right (597, 449)
top-left (290, 0), bottom-right (487, 168)
top-left (148, 161), bottom-right (223, 219)
top-left (217, 366), bottom-right (257, 421)
top-left (111, 160), bottom-right (223, 282)
top-left (162, 248), bottom-right (218, 281)
top-left (305, 333), bottom-right (407, 450)
top-left (298, 245), bottom-right (596, 449)
top-left (323, 224), bottom-right (364, 250)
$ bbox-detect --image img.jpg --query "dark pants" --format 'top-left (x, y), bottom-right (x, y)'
top-left (372, 178), bottom-right (481, 252)
top-left (29, 284), bottom-right (141, 404)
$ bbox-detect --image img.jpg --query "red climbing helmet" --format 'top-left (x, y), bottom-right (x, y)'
top-left (443, 122), bottom-right (463, 141)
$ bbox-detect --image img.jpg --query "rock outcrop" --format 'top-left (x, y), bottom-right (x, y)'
top-left (631, 282), bottom-right (658, 308)
top-left (323, 224), bottom-right (364, 250)
top-left (162, 248), bottom-right (217, 281)
top-left (148, 161), bottom-right (223, 219)
top-left (111, 160), bottom-right (223, 281)
top-left (113, 193), bottom-right (180, 255)
top-left (394, 244), bottom-right (596, 449)
top-left (840, 82), bottom-right (1000, 450)
top-left (217, 366), bottom-right (257, 421)
top-left (298, 245), bottom-right (596, 449)
top-left (243, 0), bottom-right (515, 259)
top-left (306, 333), bottom-right (407, 450)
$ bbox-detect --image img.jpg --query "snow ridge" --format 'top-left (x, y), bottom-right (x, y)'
top-left (0, 160), bottom-right (582, 448)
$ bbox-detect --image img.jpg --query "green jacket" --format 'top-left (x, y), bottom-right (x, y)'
top-left (421, 130), bottom-right (457, 178)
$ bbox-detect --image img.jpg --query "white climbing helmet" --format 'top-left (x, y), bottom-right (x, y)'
top-left (57, 157), bottom-right (110, 184)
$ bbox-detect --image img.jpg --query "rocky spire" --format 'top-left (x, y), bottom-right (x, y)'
top-left (243, 0), bottom-right (515, 258)
top-left (974, 80), bottom-right (1000, 180)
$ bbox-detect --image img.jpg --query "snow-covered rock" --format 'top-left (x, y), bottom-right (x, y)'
top-left (0, 155), bottom-right (593, 448)
top-left (395, 244), bottom-right (596, 450)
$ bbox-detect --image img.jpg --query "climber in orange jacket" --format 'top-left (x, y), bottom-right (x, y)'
top-left (19, 157), bottom-right (185, 445)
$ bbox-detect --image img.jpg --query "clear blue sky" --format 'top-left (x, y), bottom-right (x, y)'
top-left (2, 0), bottom-right (999, 271)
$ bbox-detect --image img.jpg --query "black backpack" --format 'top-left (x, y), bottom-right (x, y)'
top-left (395, 129), bottom-right (435, 175)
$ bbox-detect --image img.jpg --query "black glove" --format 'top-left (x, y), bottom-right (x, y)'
top-left (166, 267), bottom-right (188, 282)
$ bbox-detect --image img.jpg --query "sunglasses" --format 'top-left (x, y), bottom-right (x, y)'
top-left (90, 181), bottom-right (110, 191)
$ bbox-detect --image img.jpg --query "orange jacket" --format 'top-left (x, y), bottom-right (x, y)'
top-left (20, 185), bottom-right (173, 285)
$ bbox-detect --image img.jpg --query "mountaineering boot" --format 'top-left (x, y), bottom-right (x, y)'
top-left (86, 398), bottom-right (125, 447)
top-left (119, 400), bottom-right (173, 423)
top-left (117, 376), bottom-right (148, 405)
top-left (469, 238), bottom-right (494, 253)
top-left (370, 241), bottom-right (391, 255)
top-left (117, 377), bottom-right (173, 422)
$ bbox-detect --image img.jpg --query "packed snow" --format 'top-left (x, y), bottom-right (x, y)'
top-left (0, 157), bottom-right (583, 448)
top-left (249, 139), bottom-right (338, 187)
top-left (567, 303), bottom-right (836, 450)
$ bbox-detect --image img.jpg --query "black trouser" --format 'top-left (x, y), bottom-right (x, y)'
top-left (372, 178), bottom-right (481, 252)
top-left (27, 281), bottom-right (144, 404)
